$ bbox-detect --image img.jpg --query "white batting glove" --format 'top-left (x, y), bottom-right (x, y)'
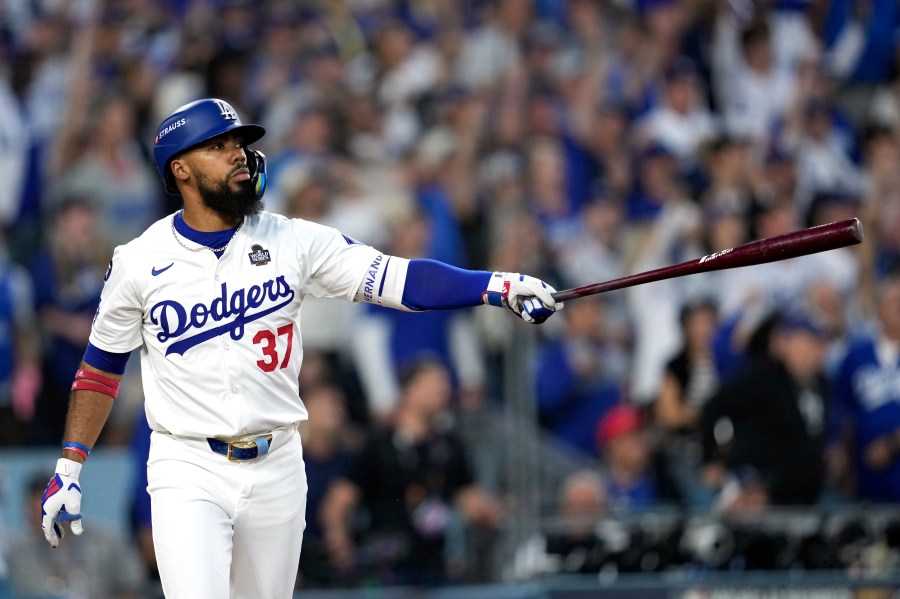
top-left (482, 272), bottom-right (563, 324)
top-left (41, 458), bottom-right (84, 548)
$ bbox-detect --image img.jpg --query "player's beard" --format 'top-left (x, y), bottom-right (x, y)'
top-left (197, 169), bottom-right (263, 220)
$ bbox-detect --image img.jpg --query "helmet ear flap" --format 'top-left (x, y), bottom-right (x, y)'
top-left (247, 149), bottom-right (267, 201)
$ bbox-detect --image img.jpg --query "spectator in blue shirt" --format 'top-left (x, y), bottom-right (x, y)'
top-left (824, 0), bottom-right (899, 85)
top-left (831, 273), bottom-right (900, 502)
top-left (29, 198), bottom-right (109, 444)
top-left (535, 295), bottom-right (626, 456)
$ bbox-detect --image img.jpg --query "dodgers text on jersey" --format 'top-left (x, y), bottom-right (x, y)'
top-left (150, 275), bottom-right (295, 356)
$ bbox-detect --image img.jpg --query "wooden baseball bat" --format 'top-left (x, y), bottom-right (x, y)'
top-left (552, 218), bottom-right (864, 303)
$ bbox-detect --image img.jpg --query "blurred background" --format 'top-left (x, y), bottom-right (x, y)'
top-left (0, 0), bottom-right (899, 597)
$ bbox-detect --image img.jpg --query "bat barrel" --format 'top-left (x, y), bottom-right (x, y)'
top-left (551, 218), bottom-right (863, 303)
top-left (738, 217), bottom-right (863, 264)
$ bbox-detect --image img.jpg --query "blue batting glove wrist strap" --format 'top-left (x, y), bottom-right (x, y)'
top-left (482, 291), bottom-right (506, 308)
top-left (482, 272), bottom-right (511, 309)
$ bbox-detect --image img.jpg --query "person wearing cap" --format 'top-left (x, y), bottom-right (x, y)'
top-left (595, 404), bottom-right (657, 511)
top-left (36, 98), bottom-right (561, 598)
top-left (701, 310), bottom-right (830, 508)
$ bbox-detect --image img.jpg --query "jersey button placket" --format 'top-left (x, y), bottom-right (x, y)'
top-left (215, 259), bottom-right (251, 436)
top-left (215, 268), bottom-right (243, 432)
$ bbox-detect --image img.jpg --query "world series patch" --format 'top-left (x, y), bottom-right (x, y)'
top-left (248, 244), bottom-right (271, 266)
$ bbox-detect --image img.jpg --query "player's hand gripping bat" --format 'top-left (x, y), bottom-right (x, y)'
top-left (551, 218), bottom-right (864, 303)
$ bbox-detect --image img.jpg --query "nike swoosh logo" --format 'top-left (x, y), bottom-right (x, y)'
top-left (152, 263), bottom-right (174, 276)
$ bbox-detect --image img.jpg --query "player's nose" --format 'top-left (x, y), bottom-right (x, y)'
top-left (228, 144), bottom-right (246, 164)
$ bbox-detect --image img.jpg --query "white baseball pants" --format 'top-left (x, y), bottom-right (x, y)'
top-left (147, 427), bottom-right (307, 598)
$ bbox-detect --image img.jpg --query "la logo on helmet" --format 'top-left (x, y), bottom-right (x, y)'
top-left (213, 100), bottom-right (238, 121)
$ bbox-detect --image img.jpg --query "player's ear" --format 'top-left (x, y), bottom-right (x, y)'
top-left (170, 157), bottom-right (191, 184)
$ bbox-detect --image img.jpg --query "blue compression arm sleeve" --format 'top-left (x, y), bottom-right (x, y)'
top-left (83, 342), bottom-right (131, 375)
top-left (401, 259), bottom-right (492, 311)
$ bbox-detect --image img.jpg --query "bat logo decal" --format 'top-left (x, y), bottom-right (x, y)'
top-left (699, 248), bottom-right (733, 264)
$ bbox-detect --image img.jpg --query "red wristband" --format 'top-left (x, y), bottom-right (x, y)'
top-left (62, 441), bottom-right (90, 461)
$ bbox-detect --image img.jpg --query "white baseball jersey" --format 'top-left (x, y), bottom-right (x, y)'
top-left (89, 211), bottom-right (386, 439)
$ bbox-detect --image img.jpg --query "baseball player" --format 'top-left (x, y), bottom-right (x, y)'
top-left (38, 98), bottom-right (562, 598)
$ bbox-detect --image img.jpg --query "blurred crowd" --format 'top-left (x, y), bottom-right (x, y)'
top-left (1, 0), bottom-right (900, 595)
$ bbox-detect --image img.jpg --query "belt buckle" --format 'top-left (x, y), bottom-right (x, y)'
top-left (227, 434), bottom-right (273, 461)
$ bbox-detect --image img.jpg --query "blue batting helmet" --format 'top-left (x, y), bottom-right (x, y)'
top-left (153, 98), bottom-right (266, 195)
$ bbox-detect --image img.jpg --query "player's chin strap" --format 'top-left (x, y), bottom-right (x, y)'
top-left (247, 149), bottom-right (267, 201)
